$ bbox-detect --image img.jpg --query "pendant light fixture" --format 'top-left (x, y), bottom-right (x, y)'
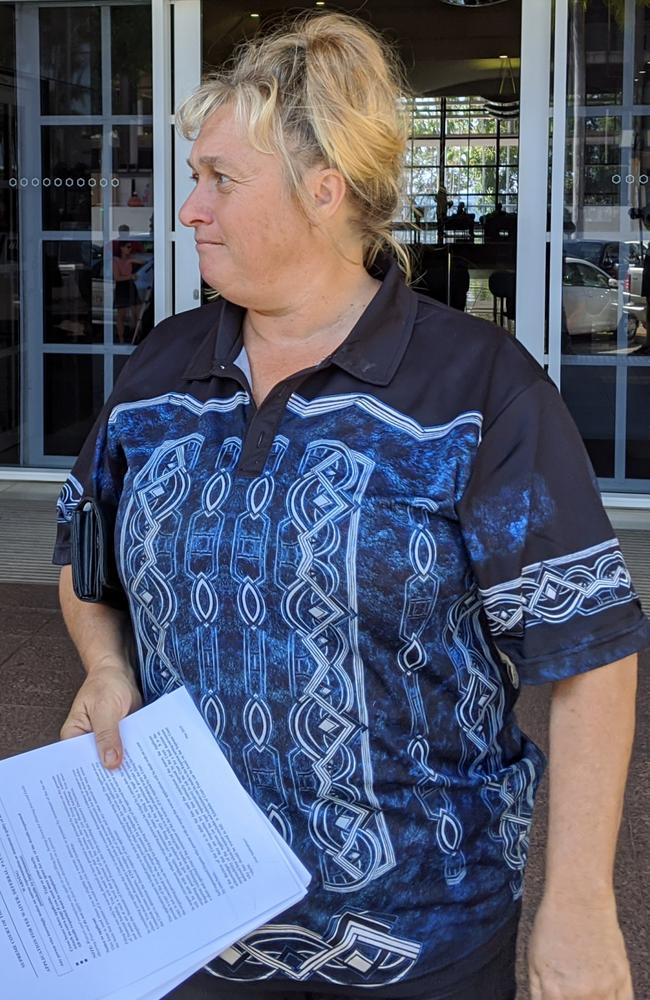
top-left (483, 55), bottom-right (519, 120)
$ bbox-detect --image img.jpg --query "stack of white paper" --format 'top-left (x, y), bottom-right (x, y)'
top-left (0, 686), bottom-right (310, 1000)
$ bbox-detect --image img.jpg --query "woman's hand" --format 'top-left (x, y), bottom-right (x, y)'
top-left (60, 661), bottom-right (143, 769)
top-left (528, 892), bottom-right (634, 999)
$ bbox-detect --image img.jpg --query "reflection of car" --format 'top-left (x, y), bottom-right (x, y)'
top-left (563, 239), bottom-right (646, 278)
top-left (563, 239), bottom-right (647, 310)
top-left (563, 257), bottom-right (643, 338)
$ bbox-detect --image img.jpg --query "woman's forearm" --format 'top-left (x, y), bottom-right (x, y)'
top-left (528, 655), bottom-right (637, 998)
top-left (544, 654), bottom-right (637, 901)
top-left (59, 565), bottom-right (136, 678)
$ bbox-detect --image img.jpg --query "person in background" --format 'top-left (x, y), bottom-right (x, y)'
top-left (435, 181), bottom-right (448, 243)
top-left (54, 13), bottom-right (648, 1000)
top-left (112, 239), bottom-right (140, 343)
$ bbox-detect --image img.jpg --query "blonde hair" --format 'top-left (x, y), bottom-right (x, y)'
top-left (176, 13), bottom-right (411, 279)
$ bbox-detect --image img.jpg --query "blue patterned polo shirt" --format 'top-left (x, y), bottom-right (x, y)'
top-left (53, 257), bottom-right (650, 996)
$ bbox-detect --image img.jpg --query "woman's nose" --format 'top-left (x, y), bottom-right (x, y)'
top-left (178, 185), bottom-right (212, 229)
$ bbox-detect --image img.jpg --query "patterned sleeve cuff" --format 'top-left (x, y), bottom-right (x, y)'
top-left (479, 538), bottom-right (636, 637)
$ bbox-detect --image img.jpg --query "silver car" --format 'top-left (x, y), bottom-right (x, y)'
top-left (563, 257), bottom-right (643, 339)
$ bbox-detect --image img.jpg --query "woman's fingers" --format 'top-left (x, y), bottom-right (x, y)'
top-left (60, 665), bottom-right (142, 769)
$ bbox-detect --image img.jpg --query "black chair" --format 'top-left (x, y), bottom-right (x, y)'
top-left (488, 270), bottom-right (516, 327)
top-left (483, 213), bottom-right (516, 242)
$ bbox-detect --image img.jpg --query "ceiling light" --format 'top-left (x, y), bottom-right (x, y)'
top-left (499, 55), bottom-right (508, 59)
top-left (316, 1), bottom-right (326, 5)
top-left (250, 12), bottom-right (260, 17)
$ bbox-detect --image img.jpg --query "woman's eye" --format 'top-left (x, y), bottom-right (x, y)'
top-left (187, 170), bottom-right (233, 188)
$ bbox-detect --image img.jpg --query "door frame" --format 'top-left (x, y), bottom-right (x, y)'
top-left (0, 0), bottom-right (201, 476)
top-left (153, 0), bottom-right (202, 323)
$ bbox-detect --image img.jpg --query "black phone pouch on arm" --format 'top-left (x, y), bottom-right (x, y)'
top-left (70, 497), bottom-right (128, 609)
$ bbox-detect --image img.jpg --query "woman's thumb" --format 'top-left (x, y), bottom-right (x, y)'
top-left (91, 703), bottom-right (125, 769)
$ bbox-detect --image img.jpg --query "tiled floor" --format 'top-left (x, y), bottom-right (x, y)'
top-left (0, 582), bottom-right (647, 999)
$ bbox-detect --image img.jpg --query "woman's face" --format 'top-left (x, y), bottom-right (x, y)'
top-left (179, 105), bottom-right (317, 308)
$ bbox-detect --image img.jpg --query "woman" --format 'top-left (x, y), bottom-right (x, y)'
top-left (112, 239), bottom-right (140, 344)
top-left (54, 14), bottom-right (648, 1000)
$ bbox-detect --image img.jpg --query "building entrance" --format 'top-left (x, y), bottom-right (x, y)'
top-left (0, 0), bottom-right (648, 500)
top-left (2, 0), bottom-right (154, 468)
top-left (202, 1), bottom-right (522, 330)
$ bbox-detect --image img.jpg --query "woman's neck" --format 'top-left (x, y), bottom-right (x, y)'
top-left (243, 263), bottom-right (380, 357)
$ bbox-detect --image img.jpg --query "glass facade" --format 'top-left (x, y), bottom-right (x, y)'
top-left (560, 0), bottom-right (650, 492)
top-left (0, 0), bottom-right (647, 500)
top-left (1, 1), bottom-right (153, 467)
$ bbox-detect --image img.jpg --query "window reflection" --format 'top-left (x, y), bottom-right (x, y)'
top-left (109, 234), bottom-right (154, 345)
top-left (561, 366), bottom-right (616, 478)
top-left (43, 241), bottom-right (102, 345)
top-left (41, 126), bottom-right (101, 231)
top-left (111, 6), bottom-right (153, 115)
top-left (562, 110), bottom-right (650, 358)
top-left (560, 0), bottom-right (650, 491)
top-left (626, 369), bottom-right (650, 479)
top-left (40, 7), bottom-right (101, 116)
top-left (43, 353), bottom-right (103, 456)
top-left (112, 124), bottom-right (153, 230)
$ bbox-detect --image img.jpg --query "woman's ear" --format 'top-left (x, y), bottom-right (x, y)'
top-left (306, 166), bottom-right (348, 221)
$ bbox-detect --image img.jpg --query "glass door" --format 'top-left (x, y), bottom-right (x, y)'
top-left (13, 0), bottom-right (154, 468)
top-left (556, 0), bottom-right (650, 494)
top-left (0, 4), bottom-right (20, 465)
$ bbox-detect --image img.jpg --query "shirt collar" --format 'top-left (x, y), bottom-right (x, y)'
top-left (182, 254), bottom-right (418, 386)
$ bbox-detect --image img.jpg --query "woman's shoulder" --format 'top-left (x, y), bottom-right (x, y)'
top-left (404, 292), bottom-right (551, 423)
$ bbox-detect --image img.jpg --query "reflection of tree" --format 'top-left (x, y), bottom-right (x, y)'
top-left (569, 0), bottom-right (650, 232)
top-left (41, 8), bottom-right (100, 115)
top-left (110, 7), bottom-right (152, 114)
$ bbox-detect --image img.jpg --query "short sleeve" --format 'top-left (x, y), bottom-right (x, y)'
top-left (457, 377), bottom-right (650, 684)
top-left (53, 391), bottom-right (127, 568)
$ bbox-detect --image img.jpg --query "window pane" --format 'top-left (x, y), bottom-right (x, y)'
top-left (112, 124), bottom-right (153, 230)
top-left (498, 144), bottom-right (518, 166)
top-left (626, 368), bottom-right (650, 480)
top-left (41, 125), bottom-right (101, 232)
top-left (43, 241), bottom-right (102, 345)
top-left (561, 365), bottom-right (615, 477)
top-left (111, 5), bottom-right (153, 115)
top-left (569, 0), bottom-right (624, 106)
top-left (111, 238), bottom-right (154, 345)
top-left (43, 353), bottom-right (103, 456)
top-left (39, 7), bottom-right (101, 116)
